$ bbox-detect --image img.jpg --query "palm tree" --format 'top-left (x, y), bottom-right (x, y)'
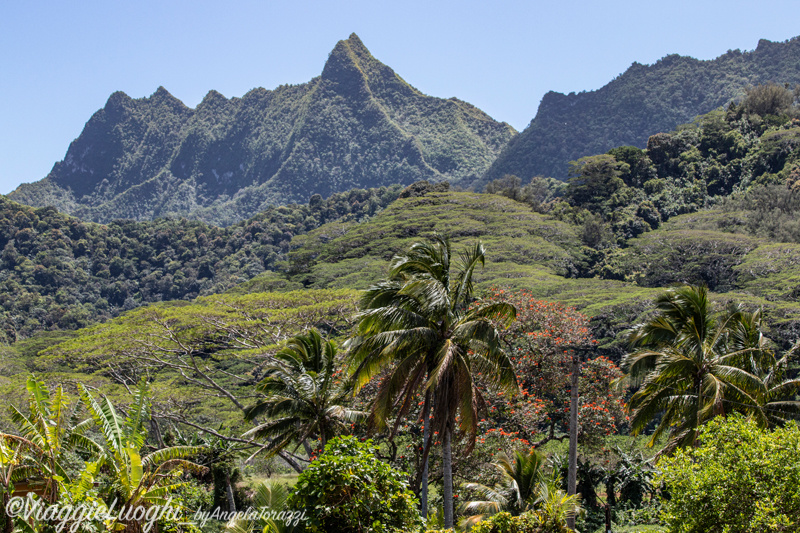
top-left (243, 329), bottom-right (364, 459)
top-left (348, 235), bottom-right (517, 528)
top-left (225, 481), bottom-right (297, 533)
top-left (531, 480), bottom-right (581, 533)
top-left (461, 449), bottom-right (546, 527)
top-left (724, 308), bottom-right (800, 424)
top-left (623, 284), bottom-right (793, 453)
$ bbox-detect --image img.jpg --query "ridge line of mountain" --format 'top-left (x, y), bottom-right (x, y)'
top-left (9, 33), bottom-right (514, 226)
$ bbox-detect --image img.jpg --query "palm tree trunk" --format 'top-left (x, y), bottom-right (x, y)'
top-left (442, 425), bottom-right (454, 529)
top-left (276, 451), bottom-right (304, 473)
top-left (694, 375), bottom-right (703, 447)
top-left (302, 440), bottom-right (313, 457)
top-left (420, 390), bottom-right (431, 518)
top-left (226, 474), bottom-right (236, 513)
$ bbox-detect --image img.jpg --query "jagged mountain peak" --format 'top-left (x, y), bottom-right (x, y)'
top-left (149, 86), bottom-right (191, 113)
top-left (197, 89), bottom-right (230, 112)
top-left (10, 35), bottom-right (514, 226)
top-left (322, 33), bottom-right (419, 97)
top-left (321, 35), bottom-right (372, 93)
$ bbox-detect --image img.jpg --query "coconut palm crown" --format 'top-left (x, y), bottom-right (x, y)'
top-left (243, 329), bottom-right (364, 456)
top-left (623, 284), bottom-right (800, 453)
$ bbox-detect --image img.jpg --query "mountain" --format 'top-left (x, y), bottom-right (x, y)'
top-left (9, 34), bottom-right (515, 226)
top-left (481, 36), bottom-right (800, 185)
top-left (270, 94), bottom-right (800, 352)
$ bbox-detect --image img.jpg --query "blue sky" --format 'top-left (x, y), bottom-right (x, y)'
top-left (1, 0), bottom-right (798, 194)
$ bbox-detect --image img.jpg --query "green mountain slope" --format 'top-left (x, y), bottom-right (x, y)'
top-left (9, 34), bottom-right (515, 226)
top-left (270, 192), bottom-right (800, 353)
top-left (482, 36), bottom-right (800, 184)
top-left (0, 185), bottom-right (401, 342)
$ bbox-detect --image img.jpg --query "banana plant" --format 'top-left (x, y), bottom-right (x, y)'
top-left (1, 375), bottom-right (88, 504)
top-left (0, 375), bottom-right (109, 533)
top-left (78, 380), bottom-right (207, 532)
top-left (0, 437), bottom-right (38, 533)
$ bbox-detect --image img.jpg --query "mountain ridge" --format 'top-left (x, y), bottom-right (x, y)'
top-left (481, 35), bottom-right (800, 185)
top-left (9, 34), bottom-right (515, 226)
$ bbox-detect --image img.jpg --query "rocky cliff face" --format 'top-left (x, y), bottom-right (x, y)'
top-left (10, 34), bottom-right (516, 226)
top-left (481, 36), bottom-right (800, 185)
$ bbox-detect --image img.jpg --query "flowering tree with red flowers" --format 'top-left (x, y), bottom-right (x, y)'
top-left (476, 288), bottom-right (627, 450)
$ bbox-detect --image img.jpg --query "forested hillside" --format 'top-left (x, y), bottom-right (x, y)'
top-left (9, 34), bottom-right (515, 225)
top-left (0, 185), bottom-right (400, 342)
top-left (482, 35), bottom-right (800, 184)
top-left (268, 84), bottom-right (800, 350)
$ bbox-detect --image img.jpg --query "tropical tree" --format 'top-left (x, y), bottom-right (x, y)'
top-left (623, 284), bottom-right (799, 453)
top-left (658, 415), bottom-right (800, 532)
top-left (465, 479), bottom-right (580, 533)
top-left (348, 235), bottom-right (517, 528)
top-left (286, 436), bottom-right (422, 533)
top-left (531, 480), bottom-right (582, 532)
top-left (78, 380), bottom-right (207, 532)
top-left (461, 449), bottom-right (547, 527)
top-left (723, 308), bottom-right (800, 425)
top-left (0, 438), bottom-right (25, 533)
top-left (243, 329), bottom-right (363, 461)
top-left (478, 289), bottom-right (625, 448)
top-left (1, 376), bottom-right (87, 504)
top-left (169, 427), bottom-right (244, 513)
top-left (606, 446), bottom-right (657, 509)
top-left (226, 481), bottom-right (296, 533)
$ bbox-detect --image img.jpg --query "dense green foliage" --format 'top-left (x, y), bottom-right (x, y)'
top-left (624, 284), bottom-right (800, 453)
top-left (5, 37), bottom-right (800, 531)
top-left (465, 508), bottom-right (575, 533)
top-left (4, 289), bottom-right (359, 434)
top-left (0, 185), bottom-right (398, 342)
top-left (10, 34), bottom-right (515, 225)
top-left (243, 329), bottom-right (363, 455)
top-left (349, 236), bottom-right (518, 528)
top-left (461, 449), bottom-right (548, 523)
top-left (286, 436), bottom-right (423, 533)
top-left (538, 83), bottom-right (800, 249)
top-left (658, 416), bottom-right (800, 532)
top-left (482, 36), bottom-right (800, 182)
top-left (0, 377), bottom-right (205, 533)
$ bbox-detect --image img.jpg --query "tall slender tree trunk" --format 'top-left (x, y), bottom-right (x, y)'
top-left (567, 349), bottom-right (580, 531)
top-left (420, 390), bottom-right (431, 518)
top-left (694, 376), bottom-right (703, 447)
top-left (442, 425), bottom-right (454, 529)
top-left (277, 451), bottom-right (304, 473)
top-left (226, 474), bottom-right (236, 513)
top-left (302, 440), bottom-right (314, 457)
top-left (2, 492), bottom-right (12, 533)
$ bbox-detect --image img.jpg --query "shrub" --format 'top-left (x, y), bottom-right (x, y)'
top-left (466, 510), bottom-right (572, 533)
top-left (287, 436), bottom-right (423, 533)
top-left (657, 415), bottom-right (800, 532)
